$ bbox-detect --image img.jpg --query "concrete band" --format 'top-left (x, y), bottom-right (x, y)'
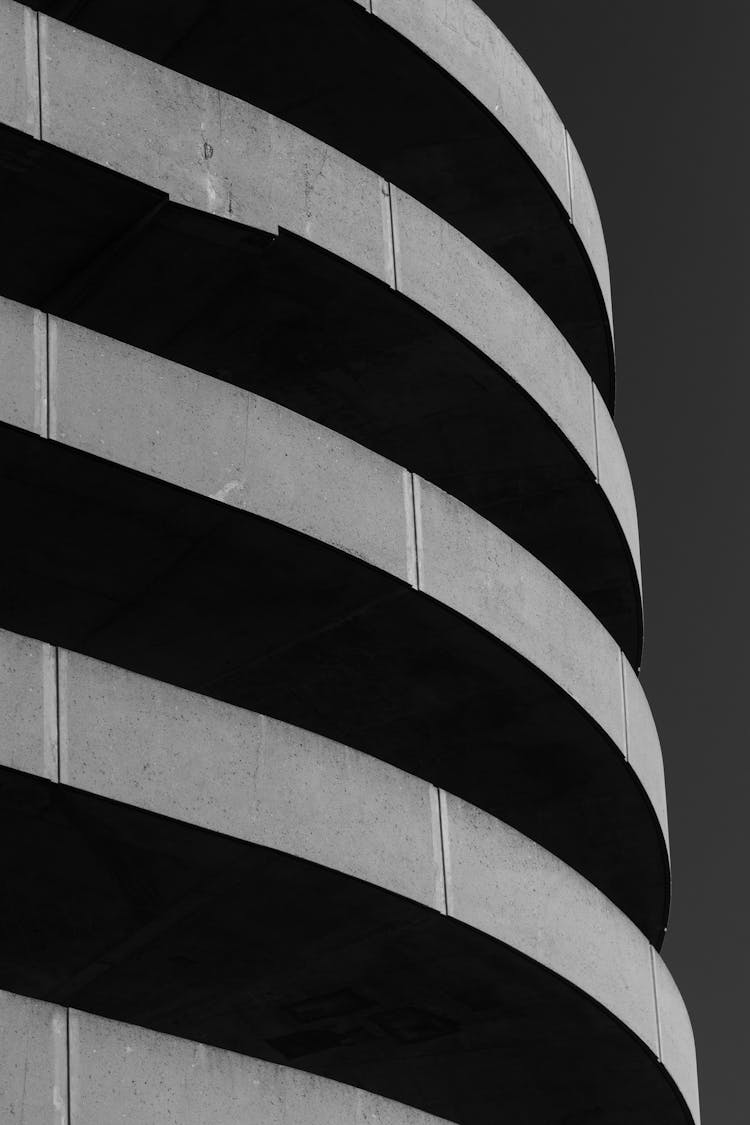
top-left (0, 992), bottom-right (699, 1125)
top-left (0, 298), bottom-right (667, 935)
top-left (0, 632), bottom-right (698, 1122)
top-left (24, 0), bottom-right (614, 398)
top-left (0, 6), bottom-right (642, 662)
top-left (0, 3), bottom-right (700, 1122)
top-left (373, 0), bottom-right (613, 328)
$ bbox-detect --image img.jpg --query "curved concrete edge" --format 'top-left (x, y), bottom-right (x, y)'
top-left (567, 131), bottom-right (614, 332)
top-left (391, 186), bottom-right (597, 475)
top-left (0, 9), bottom-right (638, 588)
top-left (594, 384), bottom-right (643, 586)
top-left (370, 0), bottom-right (614, 337)
top-left (0, 634), bottom-right (695, 1121)
top-left (0, 296), bottom-right (664, 847)
top-left (0, 630), bottom-right (445, 910)
top-left (0, 989), bottom-right (451, 1125)
top-left (654, 956), bottom-right (702, 1125)
top-left (622, 658), bottom-right (670, 855)
top-left (415, 477), bottom-right (665, 834)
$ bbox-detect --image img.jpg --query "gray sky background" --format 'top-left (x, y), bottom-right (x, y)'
top-left (475, 2), bottom-right (748, 1121)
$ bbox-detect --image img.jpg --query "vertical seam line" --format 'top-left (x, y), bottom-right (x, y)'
top-left (386, 180), bottom-right (399, 291)
top-left (435, 788), bottom-right (449, 915)
top-left (35, 11), bottom-right (43, 141)
top-left (565, 130), bottom-right (574, 220)
top-left (620, 650), bottom-right (629, 763)
top-left (66, 1007), bottom-right (71, 1124)
top-left (45, 313), bottom-right (51, 439)
top-left (591, 383), bottom-right (600, 482)
top-left (650, 947), bottom-right (664, 1061)
top-left (410, 472), bottom-right (421, 590)
top-left (55, 647), bottom-right (61, 783)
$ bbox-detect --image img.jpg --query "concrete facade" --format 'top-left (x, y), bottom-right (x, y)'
top-left (0, 2), bottom-right (698, 1124)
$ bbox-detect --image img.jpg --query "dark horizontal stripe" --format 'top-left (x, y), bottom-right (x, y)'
top-left (0, 765), bottom-right (687, 1125)
top-left (35, 0), bottom-right (614, 400)
top-left (0, 124), bottom-right (641, 662)
top-left (0, 423), bottom-right (667, 939)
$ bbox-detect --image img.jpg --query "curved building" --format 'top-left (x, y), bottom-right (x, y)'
top-left (0, 2), bottom-right (699, 1124)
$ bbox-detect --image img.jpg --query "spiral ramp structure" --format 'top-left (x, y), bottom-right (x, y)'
top-left (0, 2), bottom-right (699, 1123)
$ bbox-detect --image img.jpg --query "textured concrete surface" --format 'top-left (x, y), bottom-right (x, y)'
top-left (49, 317), bottom-right (410, 582)
top-left (70, 1006), bottom-right (447, 1125)
top-left (372, 0), bottom-right (612, 328)
top-left (0, 624), bottom-right (688, 1107)
top-left (0, 295), bottom-right (42, 434)
top-left (372, 0), bottom-right (569, 208)
top-left (392, 187), bottom-right (597, 474)
top-left (595, 384), bottom-right (643, 581)
top-left (7, 11), bottom-right (637, 573)
top-left (58, 649), bottom-right (444, 910)
top-left (0, 2), bottom-right (698, 1120)
top-left (39, 15), bottom-right (389, 283)
top-left (0, 990), bottom-right (66, 1125)
top-left (442, 792), bottom-right (658, 1049)
top-left (623, 657), bottom-right (670, 850)
top-left (0, 629), bottom-right (54, 779)
top-left (655, 955), bottom-right (702, 1124)
top-left (0, 760), bottom-right (699, 1124)
top-left (567, 132), bottom-right (614, 325)
top-left (0, 297), bottom-right (668, 914)
top-left (415, 476), bottom-right (625, 752)
top-left (0, 1), bottom-right (37, 137)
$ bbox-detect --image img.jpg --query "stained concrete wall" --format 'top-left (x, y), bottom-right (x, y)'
top-left (0, 297), bottom-right (664, 841)
top-left (0, 3), bottom-right (637, 589)
top-left (0, 637), bottom-right (697, 1115)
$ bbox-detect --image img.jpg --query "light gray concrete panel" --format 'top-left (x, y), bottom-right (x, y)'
top-left (654, 955), bottom-right (701, 1124)
top-left (372, 0), bottom-right (613, 325)
top-left (371, 0), bottom-right (569, 208)
top-left (38, 15), bottom-right (389, 282)
top-left (49, 318), bottom-right (410, 582)
top-left (0, 1), bottom-right (38, 137)
top-left (441, 792), bottom-right (658, 1051)
top-left (415, 476), bottom-right (625, 752)
top-left (0, 294), bottom-right (43, 435)
top-left (70, 1008), bottom-right (449, 1125)
top-left (594, 385), bottom-right (643, 584)
top-left (0, 14), bottom-right (638, 592)
top-left (58, 650), bottom-right (444, 910)
top-left (568, 132), bottom-right (614, 328)
top-left (623, 658), bottom-right (670, 854)
top-left (0, 989), bottom-right (66, 1125)
top-left (0, 628), bottom-right (55, 779)
top-left (392, 187), bottom-right (597, 474)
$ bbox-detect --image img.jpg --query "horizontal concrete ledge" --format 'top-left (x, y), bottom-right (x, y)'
top-left (0, 421), bottom-right (668, 939)
top-left (21, 0), bottom-right (614, 398)
top-left (0, 766), bottom-right (698, 1125)
top-left (0, 107), bottom-right (642, 661)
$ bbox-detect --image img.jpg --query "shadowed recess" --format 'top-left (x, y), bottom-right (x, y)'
top-left (0, 766), bottom-right (690, 1125)
top-left (0, 123), bottom-right (640, 661)
top-left (33, 0), bottom-right (614, 400)
top-left (0, 421), bottom-right (667, 940)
